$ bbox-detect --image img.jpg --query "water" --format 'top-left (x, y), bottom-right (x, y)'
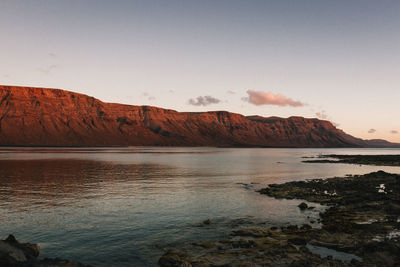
top-left (306, 244), bottom-right (362, 262)
top-left (0, 147), bottom-right (399, 266)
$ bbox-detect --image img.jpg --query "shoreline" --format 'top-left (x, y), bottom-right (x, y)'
top-left (303, 154), bottom-right (400, 167)
top-left (159, 170), bottom-right (400, 266)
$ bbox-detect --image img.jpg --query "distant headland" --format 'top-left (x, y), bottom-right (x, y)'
top-left (0, 85), bottom-right (399, 148)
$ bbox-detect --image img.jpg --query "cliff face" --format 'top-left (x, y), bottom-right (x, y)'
top-left (0, 85), bottom-right (396, 147)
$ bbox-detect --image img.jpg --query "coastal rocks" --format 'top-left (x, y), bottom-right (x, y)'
top-left (159, 227), bottom-right (353, 267)
top-left (159, 170), bottom-right (400, 266)
top-left (0, 235), bottom-right (40, 266)
top-left (259, 170), bottom-right (400, 265)
top-left (0, 235), bottom-right (89, 267)
top-left (232, 227), bottom-right (268, 237)
top-left (303, 154), bottom-right (400, 166)
top-left (158, 250), bottom-right (192, 267)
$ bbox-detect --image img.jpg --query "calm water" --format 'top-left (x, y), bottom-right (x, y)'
top-left (1, 147), bottom-right (400, 266)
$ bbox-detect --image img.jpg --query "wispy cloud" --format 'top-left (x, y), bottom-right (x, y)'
top-left (314, 109), bottom-right (339, 127)
top-left (242, 90), bottom-right (304, 107)
top-left (37, 64), bottom-right (58, 75)
top-left (188, 96), bottom-right (221, 106)
top-left (227, 90), bottom-right (235, 95)
top-left (391, 130), bottom-right (398, 134)
top-left (368, 129), bottom-right (376, 134)
top-left (48, 52), bottom-right (57, 57)
top-left (315, 110), bottom-right (328, 120)
top-left (142, 92), bottom-right (156, 101)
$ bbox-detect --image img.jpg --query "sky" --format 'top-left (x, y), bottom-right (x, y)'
top-left (0, 0), bottom-right (399, 142)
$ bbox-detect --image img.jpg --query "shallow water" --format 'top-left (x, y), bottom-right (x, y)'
top-left (0, 147), bottom-right (399, 266)
top-left (306, 244), bottom-right (362, 262)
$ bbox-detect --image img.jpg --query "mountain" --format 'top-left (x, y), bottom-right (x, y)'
top-left (0, 85), bottom-right (398, 147)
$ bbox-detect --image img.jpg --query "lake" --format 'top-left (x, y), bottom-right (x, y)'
top-left (1, 147), bottom-right (399, 266)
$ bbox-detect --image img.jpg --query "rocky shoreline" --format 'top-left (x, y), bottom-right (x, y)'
top-left (303, 154), bottom-right (400, 166)
top-left (159, 170), bottom-right (400, 266)
top-left (0, 235), bottom-right (89, 267)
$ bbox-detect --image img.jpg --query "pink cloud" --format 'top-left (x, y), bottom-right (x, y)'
top-left (368, 129), bottom-right (376, 134)
top-left (243, 90), bottom-right (304, 107)
top-left (391, 130), bottom-right (398, 134)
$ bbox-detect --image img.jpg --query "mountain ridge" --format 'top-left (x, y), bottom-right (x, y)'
top-left (0, 85), bottom-right (398, 148)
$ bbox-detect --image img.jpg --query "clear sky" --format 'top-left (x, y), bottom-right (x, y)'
top-left (0, 0), bottom-right (399, 142)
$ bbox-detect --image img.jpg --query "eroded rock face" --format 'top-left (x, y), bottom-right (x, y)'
top-left (1, 85), bottom-right (394, 147)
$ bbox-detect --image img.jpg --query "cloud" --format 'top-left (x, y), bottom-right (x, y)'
top-left (314, 109), bottom-right (340, 127)
top-left (242, 90), bottom-right (304, 107)
top-left (188, 96), bottom-right (221, 106)
top-left (315, 110), bottom-right (328, 120)
top-left (227, 90), bottom-right (235, 95)
top-left (169, 89), bottom-right (174, 93)
top-left (368, 129), bottom-right (376, 134)
top-left (48, 52), bottom-right (57, 57)
top-left (391, 130), bottom-right (398, 134)
top-left (142, 92), bottom-right (156, 101)
top-left (37, 64), bottom-right (58, 75)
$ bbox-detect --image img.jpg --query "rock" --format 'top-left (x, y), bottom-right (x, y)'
top-left (0, 241), bottom-right (28, 263)
top-left (193, 241), bottom-right (214, 249)
top-left (203, 219), bottom-right (211, 225)
top-left (0, 234), bottom-right (39, 263)
top-left (300, 224), bottom-right (312, 230)
top-left (158, 250), bottom-right (192, 267)
top-left (287, 237), bottom-right (307, 246)
top-left (0, 235), bottom-right (90, 267)
top-left (298, 202), bottom-right (308, 210)
top-left (231, 239), bottom-right (255, 248)
top-left (233, 227), bottom-right (268, 237)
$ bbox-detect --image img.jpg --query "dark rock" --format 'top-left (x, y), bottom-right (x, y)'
top-left (287, 237), bottom-right (307, 245)
top-left (203, 219), bottom-right (211, 225)
top-left (300, 224), bottom-right (312, 230)
top-left (192, 241), bottom-right (214, 249)
top-left (233, 227), bottom-right (268, 237)
top-left (0, 235), bottom-right (90, 267)
top-left (158, 250), bottom-right (192, 267)
top-left (298, 202), bottom-right (308, 210)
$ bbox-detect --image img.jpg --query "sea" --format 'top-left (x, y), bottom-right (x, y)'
top-left (1, 147), bottom-right (399, 266)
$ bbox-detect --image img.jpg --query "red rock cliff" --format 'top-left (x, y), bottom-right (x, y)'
top-left (0, 85), bottom-right (395, 147)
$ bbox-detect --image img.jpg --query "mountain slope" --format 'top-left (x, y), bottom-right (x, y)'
top-left (0, 85), bottom-right (397, 147)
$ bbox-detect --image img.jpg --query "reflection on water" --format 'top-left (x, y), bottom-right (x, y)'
top-left (0, 147), bottom-right (399, 266)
